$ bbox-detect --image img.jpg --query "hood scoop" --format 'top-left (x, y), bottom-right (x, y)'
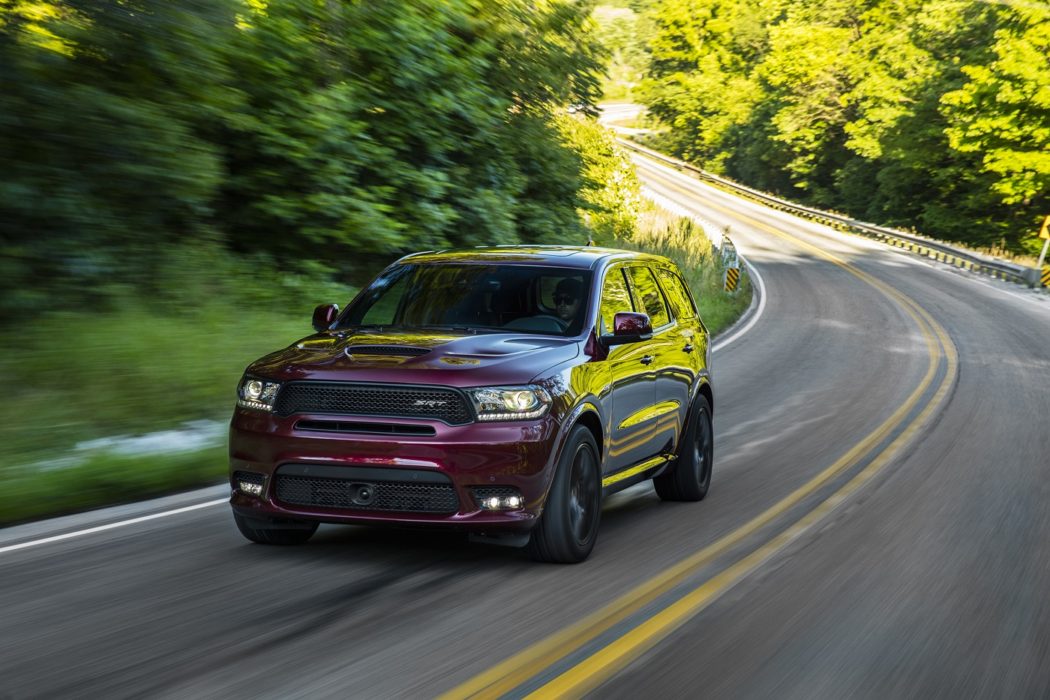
top-left (344, 345), bottom-right (431, 357)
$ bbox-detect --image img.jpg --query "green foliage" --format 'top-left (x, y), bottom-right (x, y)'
top-left (220, 0), bottom-right (607, 258)
top-left (555, 114), bottom-right (643, 244)
top-left (0, 0), bottom-right (608, 319)
top-left (941, 3), bottom-right (1050, 252)
top-left (0, 0), bottom-right (242, 317)
top-left (592, 3), bottom-right (655, 101)
top-left (636, 0), bottom-right (1049, 252)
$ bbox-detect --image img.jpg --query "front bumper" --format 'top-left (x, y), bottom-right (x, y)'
top-left (228, 407), bottom-right (561, 531)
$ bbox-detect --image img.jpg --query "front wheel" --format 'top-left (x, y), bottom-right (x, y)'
top-left (233, 512), bottom-right (318, 545)
top-left (654, 394), bottom-right (713, 502)
top-left (527, 426), bottom-right (601, 563)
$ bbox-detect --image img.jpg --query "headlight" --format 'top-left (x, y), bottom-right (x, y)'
top-left (467, 385), bottom-right (552, 421)
top-left (237, 376), bottom-right (281, 412)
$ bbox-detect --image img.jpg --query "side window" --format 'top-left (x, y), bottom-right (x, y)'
top-left (626, 266), bottom-right (671, 328)
top-left (656, 268), bottom-right (697, 320)
top-left (599, 267), bottom-right (634, 335)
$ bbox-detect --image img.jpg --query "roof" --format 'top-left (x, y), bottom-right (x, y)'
top-left (398, 245), bottom-right (667, 270)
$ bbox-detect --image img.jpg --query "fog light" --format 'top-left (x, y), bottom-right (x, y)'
top-left (473, 488), bottom-right (524, 511)
top-left (234, 471), bottom-right (265, 497)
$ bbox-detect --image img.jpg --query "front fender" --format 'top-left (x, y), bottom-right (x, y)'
top-left (535, 398), bottom-right (605, 510)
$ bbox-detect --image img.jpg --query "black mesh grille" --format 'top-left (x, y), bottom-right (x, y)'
top-left (274, 382), bottom-right (472, 424)
top-left (276, 475), bottom-right (458, 514)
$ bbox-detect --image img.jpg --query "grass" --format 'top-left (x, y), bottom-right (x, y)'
top-left (0, 303), bottom-right (318, 464)
top-left (0, 286), bottom-right (353, 525)
top-left (0, 446), bottom-right (227, 525)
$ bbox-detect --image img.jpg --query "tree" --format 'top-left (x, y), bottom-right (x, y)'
top-left (941, 3), bottom-right (1050, 251)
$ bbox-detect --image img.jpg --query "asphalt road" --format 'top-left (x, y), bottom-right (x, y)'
top-left (3, 153), bottom-right (1050, 699)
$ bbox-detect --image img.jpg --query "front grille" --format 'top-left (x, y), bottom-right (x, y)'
top-left (274, 382), bottom-right (472, 424)
top-left (275, 474), bottom-right (458, 514)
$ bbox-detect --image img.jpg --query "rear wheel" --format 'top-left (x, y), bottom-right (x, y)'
top-left (654, 394), bottom-right (713, 501)
top-left (527, 426), bottom-right (601, 563)
top-left (233, 512), bottom-right (318, 545)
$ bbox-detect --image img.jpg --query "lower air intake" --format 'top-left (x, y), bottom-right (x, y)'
top-left (275, 474), bottom-right (458, 514)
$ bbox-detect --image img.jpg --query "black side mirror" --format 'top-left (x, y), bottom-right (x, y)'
top-left (312, 304), bottom-right (339, 332)
top-left (600, 311), bottom-right (653, 348)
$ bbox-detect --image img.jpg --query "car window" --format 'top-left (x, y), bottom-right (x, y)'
top-left (656, 268), bottom-right (697, 320)
top-left (598, 267), bottom-right (634, 335)
top-left (626, 266), bottom-right (670, 328)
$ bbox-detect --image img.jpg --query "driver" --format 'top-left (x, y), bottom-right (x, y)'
top-left (553, 278), bottom-right (583, 329)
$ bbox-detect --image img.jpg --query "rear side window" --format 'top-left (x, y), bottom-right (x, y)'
top-left (599, 267), bottom-right (634, 335)
top-left (627, 266), bottom-right (670, 328)
top-left (656, 268), bottom-right (697, 320)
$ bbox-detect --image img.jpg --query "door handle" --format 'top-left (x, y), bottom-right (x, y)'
top-left (640, 355), bottom-right (655, 365)
top-left (683, 343), bottom-right (694, 353)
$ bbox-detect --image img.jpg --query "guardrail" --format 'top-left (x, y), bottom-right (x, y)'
top-left (619, 138), bottom-right (1042, 288)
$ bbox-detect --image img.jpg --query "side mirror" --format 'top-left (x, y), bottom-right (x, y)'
top-left (312, 304), bottom-right (339, 332)
top-left (600, 311), bottom-right (653, 348)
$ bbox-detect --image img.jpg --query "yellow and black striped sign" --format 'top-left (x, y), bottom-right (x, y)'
top-left (1042, 266), bottom-right (1050, 288)
top-left (724, 266), bottom-right (740, 292)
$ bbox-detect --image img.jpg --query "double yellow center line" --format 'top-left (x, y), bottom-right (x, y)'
top-left (440, 157), bottom-right (958, 700)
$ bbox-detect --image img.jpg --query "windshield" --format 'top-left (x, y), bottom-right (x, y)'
top-left (338, 264), bottom-right (593, 337)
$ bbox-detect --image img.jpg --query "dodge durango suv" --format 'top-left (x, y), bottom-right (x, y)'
top-left (229, 246), bottom-right (713, 562)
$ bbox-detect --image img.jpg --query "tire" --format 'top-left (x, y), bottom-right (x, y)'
top-left (654, 394), bottom-right (713, 502)
top-left (527, 425), bottom-right (602, 563)
top-left (233, 512), bottom-right (318, 545)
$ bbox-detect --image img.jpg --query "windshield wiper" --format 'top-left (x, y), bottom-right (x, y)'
top-left (337, 324), bottom-right (387, 332)
top-left (410, 324), bottom-right (501, 335)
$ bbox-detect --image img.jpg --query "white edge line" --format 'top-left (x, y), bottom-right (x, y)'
top-left (712, 255), bottom-right (766, 353)
top-left (0, 498), bottom-right (227, 555)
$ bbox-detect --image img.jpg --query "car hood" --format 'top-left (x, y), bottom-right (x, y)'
top-left (246, 330), bottom-right (581, 387)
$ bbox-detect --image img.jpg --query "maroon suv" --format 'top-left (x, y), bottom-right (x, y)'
top-left (229, 246), bottom-right (713, 562)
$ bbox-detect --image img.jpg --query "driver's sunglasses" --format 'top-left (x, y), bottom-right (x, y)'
top-left (554, 294), bottom-right (577, 305)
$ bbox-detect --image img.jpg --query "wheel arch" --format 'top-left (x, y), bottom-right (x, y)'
top-left (698, 380), bottom-right (713, 415)
top-left (538, 401), bottom-right (605, 506)
top-left (573, 408), bottom-right (605, 466)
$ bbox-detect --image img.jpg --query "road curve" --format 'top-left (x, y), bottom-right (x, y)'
top-left (2, 153), bottom-right (1049, 699)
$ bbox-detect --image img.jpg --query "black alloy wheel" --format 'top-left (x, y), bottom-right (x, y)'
top-left (568, 442), bottom-right (600, 546)
top-left (654, 394), bottom-right (713, 501)
top-left (527, 425), bottom-right (602, 563)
